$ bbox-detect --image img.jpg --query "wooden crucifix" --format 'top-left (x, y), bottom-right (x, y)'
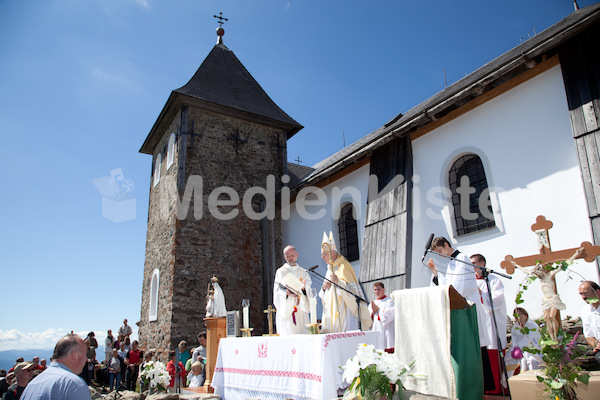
top-left (500, 215), bottom-right (600, 340)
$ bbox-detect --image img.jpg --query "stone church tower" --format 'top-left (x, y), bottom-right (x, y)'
top-left (138, 25), bottom-right (302, 358)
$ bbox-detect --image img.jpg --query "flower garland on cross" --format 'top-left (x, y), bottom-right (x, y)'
top-left (500, 215), bottom-right (600, 341)
top-left (500, 215), bottom-right (600, 400)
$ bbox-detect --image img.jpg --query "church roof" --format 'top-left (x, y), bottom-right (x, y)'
top-left (175, 43), bottom-right (302, 132)
top-left (291, 3), bottom-right (600, 191)
top-left (140, 39), bottom-right (302, 155)
top-left (287, 162), bottom-right (316, 187)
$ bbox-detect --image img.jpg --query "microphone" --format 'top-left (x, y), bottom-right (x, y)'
top-left (422, 233), bottom-right (434, 260)
top-left (308, 265), bottom-right (319, 272)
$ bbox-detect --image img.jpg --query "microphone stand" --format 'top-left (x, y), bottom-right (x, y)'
top-left (175, 347), bottom-right (181, 394)
top-left (426, 249), bottom-right (512, 399)
top-left (308, 267), bottom-right (368, 331)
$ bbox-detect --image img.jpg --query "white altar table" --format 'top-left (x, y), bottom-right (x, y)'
top-left (211, 330), bottom-right (383, 400)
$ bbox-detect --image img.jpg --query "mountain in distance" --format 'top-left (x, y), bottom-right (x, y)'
top-left (0, 346), bottom-right (105, 371)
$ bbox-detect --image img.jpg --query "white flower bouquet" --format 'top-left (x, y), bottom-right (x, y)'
top-left (139, 361), bottom-right (171, 393)
top-left (341, 343), bottom-right (420, 400)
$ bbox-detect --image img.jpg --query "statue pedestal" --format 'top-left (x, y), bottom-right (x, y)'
top-left (202, 317), bottom-right (227, 393)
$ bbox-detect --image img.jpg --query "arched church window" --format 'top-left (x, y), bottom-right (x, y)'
top-left (448, 154), bottom-right (495, 236)
top-left (338, 203), bottom-right (360, 262)
top-left (166, 133), bottom-right (175, 169)
top-left (153, 153), bottom-right (161, 187)
top-left (149, 268), bottom-right (159, 321)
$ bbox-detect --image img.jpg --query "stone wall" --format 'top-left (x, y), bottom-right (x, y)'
top-left (140, 105), bottom-right (285, 359)
top-left (139, 112), bottom-right (181, 361)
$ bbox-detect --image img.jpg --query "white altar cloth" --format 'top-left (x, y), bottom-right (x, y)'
top-left (211, 330), bottom-right (383, 400)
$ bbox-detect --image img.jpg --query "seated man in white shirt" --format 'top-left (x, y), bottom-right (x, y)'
top-left (578, 281), bottom-right (600, 353)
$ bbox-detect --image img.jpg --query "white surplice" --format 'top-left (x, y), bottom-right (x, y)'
top-left (368, 296), bottom-right (395, 349)
top-left (477, 274), bottom-right (507, 349)
top-left (273, 263), bottom-right (311, 335)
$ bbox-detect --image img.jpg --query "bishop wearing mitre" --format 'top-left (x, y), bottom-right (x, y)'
top-left (319, 232), bottom-right (372, 333)
top-left (273, 245), bottom-right (312, 335)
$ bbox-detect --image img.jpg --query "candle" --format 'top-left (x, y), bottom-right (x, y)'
top-left (310, 296), bottom-right (317, 325)
top-left (243, 306), bottom-right (249, 329)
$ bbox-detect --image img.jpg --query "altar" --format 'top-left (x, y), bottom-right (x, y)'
top-left (211, 330), bottom-right (383, 400)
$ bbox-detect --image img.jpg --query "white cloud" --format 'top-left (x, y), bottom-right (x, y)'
top-left (0, 328), bottom-right (138, 351)
top-left (133, 0), bottom-right (149, 8)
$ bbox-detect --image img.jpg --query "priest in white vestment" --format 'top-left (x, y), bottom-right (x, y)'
top-left (319, 232), bottom-right (372, 333)
top-left (426, 237), bottom-right (494, 391)
top-left (471, 254), bottom-right (507, 349)
top-left (273, 245), bottom-right (312, 335)
top-left (426, 237), bottom-right (490, 347)
top-left (368, 282), bottom-right (395, 352)
top-left (471, 254), bottom-right (507, 395)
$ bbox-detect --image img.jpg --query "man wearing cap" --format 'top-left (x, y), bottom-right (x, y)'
top-left (3, 362), bottom-right (33, 400)
top-left (319, 231), bottom-right (371, 333)
top-left (29, 358), bottom-right (43, 373)
top-left (21, 334), bottom-right (91, 400)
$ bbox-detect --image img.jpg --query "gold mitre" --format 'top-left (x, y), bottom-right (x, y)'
top-left (321, 231), bottom-right (338, 254)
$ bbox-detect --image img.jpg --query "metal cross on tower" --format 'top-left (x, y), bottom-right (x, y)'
top-left (213, 11), bottom-right (228, 27)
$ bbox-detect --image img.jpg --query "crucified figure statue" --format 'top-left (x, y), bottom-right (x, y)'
top-left (511, 247), bottom-right (584, 340)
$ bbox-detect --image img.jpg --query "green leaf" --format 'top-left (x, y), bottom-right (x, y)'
top-left (523, 346), bottom-right (540, 355)
top-left (540, 339), bottom-right (558, 347)
top-left (577, 373), bottom-right (590, 385)
top-left (549, 380), bottom-right (564, 389)
top-left (536, 375), bottom-right (544, 383)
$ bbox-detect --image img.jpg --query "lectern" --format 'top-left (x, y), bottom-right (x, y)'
top-left (202, 317), bottom-right (226, 393)
top-left (391, 285), bottom-right (483, 400)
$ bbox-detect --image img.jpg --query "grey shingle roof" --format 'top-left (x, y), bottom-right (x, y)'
top-left (140, 43), bottom-right (303, 154)
top-left (174, 44), bottom-right (302, 136)
top-left (286, 162), bottom-right (315, 188)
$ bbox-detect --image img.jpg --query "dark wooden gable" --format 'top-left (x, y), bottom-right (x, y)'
top-left (559, 21), bottom-right (600, 272)
top-left (359, 136), bottom-right (413, 297)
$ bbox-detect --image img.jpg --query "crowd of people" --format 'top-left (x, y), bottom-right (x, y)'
top-left (0, 317), bottom-right (208, 400)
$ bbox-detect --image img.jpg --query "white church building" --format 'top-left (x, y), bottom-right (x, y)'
top-left (282, 4), bottom-right (600, 321)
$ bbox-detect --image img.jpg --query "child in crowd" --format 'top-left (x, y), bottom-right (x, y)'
top-left (187, 361), bottom-right (205, 388)
top-left (139, 351), bottom-right (153, 392)
top-left (166, 350), bottom-right (186, 393)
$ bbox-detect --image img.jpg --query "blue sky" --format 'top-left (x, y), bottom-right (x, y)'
top-left (1, 0), bottom-right (596, 351)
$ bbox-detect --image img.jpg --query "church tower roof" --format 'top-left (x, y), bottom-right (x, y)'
top-left (174, 42), bottom-right (301, 132)
top-left (140, 23), bottom-right (302, 154)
